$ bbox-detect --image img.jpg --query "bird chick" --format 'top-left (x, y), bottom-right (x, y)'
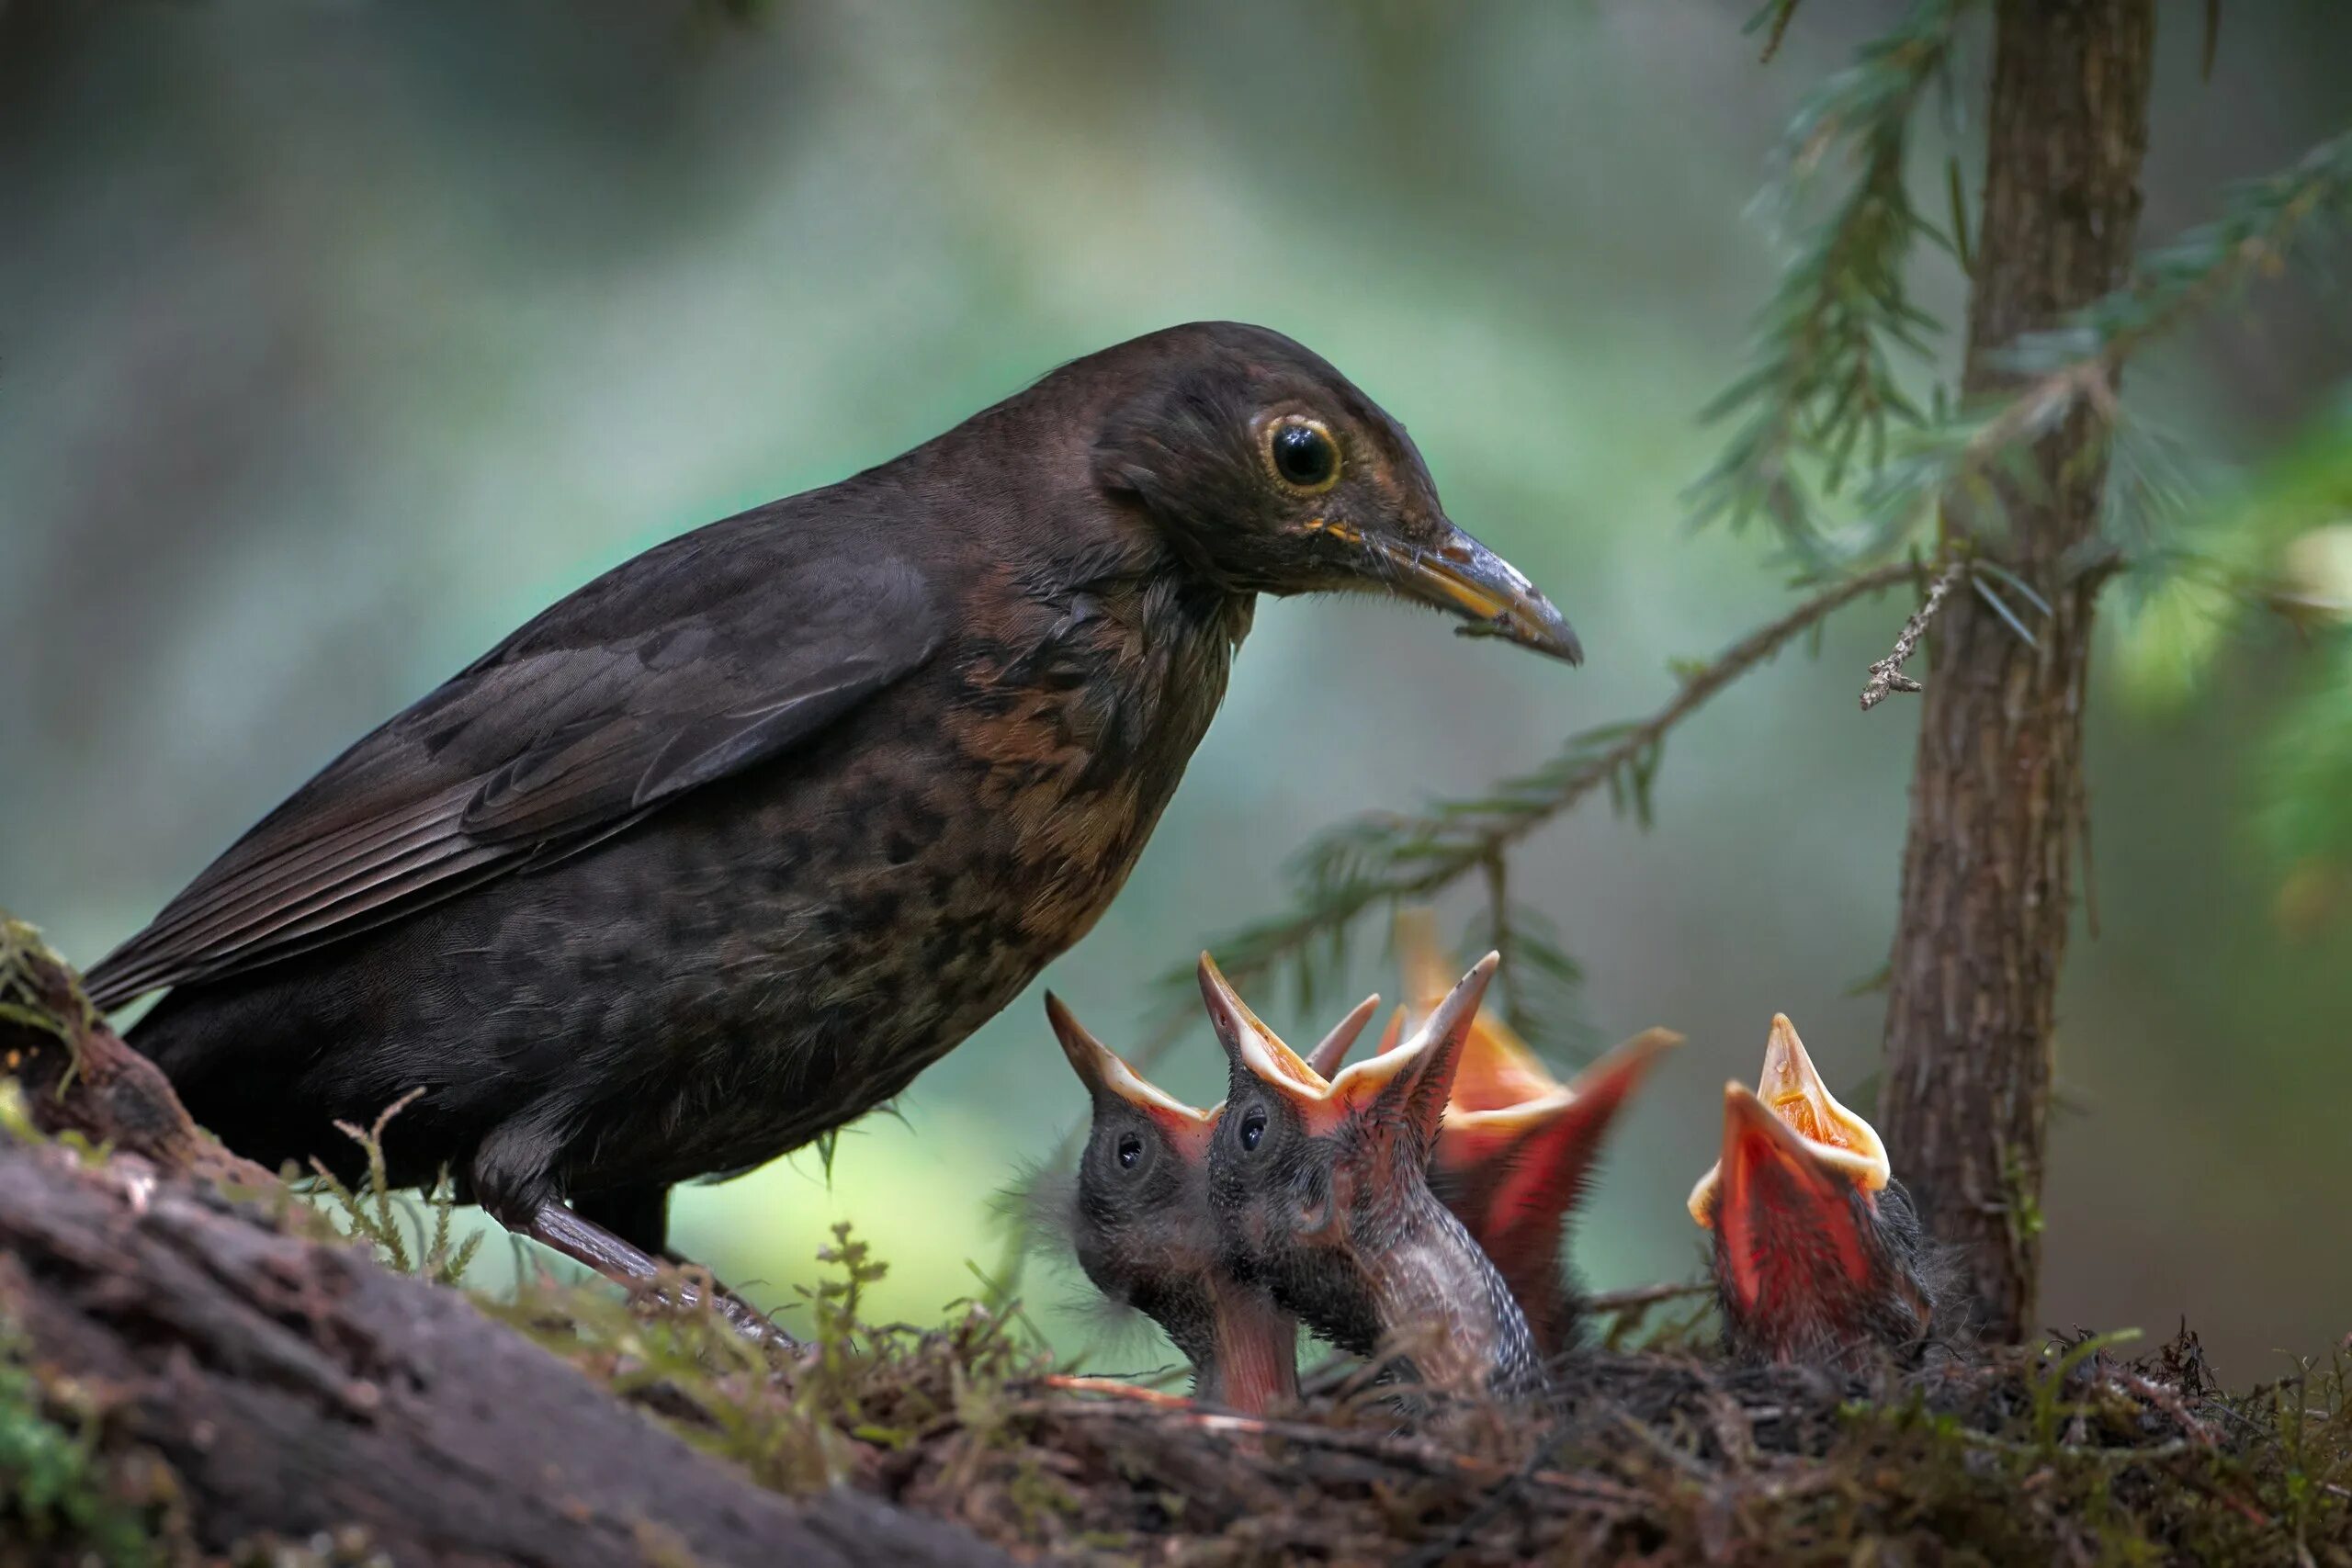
top-left (1200, 953), bottom-right (1546, 1402)
top-left (1044, 992), bottom-right (1377, 1412)
top-left (1688, 1014), bottom-right (1943, 1367)
top-left (1384, 911), bottom-right (1679, 1358)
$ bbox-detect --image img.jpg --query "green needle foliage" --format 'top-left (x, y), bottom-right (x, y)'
top-left (1172, 561), bottom-right (1919, 1058)
top-left (1686, 0), bottom-right (1973, 569)
top-left (1858, 126), bottom-right (2352, 565)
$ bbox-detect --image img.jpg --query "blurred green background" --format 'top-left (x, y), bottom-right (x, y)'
top-left (4, 0), bottom-right (2347, 1381)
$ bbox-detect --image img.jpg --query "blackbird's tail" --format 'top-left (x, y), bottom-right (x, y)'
top-left (125, 984), bottom-right (312, 1168)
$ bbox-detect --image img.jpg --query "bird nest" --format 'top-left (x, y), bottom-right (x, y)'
top-left (494, 1250), bottom-right (2348, 1567)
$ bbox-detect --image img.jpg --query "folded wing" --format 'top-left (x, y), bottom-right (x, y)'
top-left (86, 527), bottom-right (941, 1009)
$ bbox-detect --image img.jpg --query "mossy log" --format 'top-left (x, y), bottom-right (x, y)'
top-left (0, 926), bottom-right (1003, 1568)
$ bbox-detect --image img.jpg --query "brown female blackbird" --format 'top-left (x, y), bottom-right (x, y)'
top-left (1200, 953), bottom-right (1548, 1402)
top-left (83, 322), bottom-right (1581, 1297)
top-left (1688, 1015), bottom-right (1945, 1368)
top-left (1041, 991), bottom-right (1376, 1412)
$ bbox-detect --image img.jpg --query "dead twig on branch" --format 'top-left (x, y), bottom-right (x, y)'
top-left (1859, 556), bottom-right (1963, 709)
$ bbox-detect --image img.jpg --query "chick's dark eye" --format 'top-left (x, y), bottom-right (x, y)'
top-left (1115, 1134), bottom-right (1143, 1169)
top-left (1239, 1110), bottom-right (1267, 1151)
top-left (1270, 420), bottom-right (1338, 490)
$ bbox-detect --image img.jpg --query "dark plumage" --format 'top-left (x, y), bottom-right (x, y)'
top-left (85, 322), bottom-right (1580, 1298)
top-left (1689, 1015), bottom-right (1951, 1368)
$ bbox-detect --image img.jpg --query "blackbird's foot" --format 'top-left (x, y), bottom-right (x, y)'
top-left (520, 1200), bottom-right (799, 1348)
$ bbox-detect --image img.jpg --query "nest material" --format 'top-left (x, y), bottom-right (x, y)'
top-left (880, 1332), bottom-right (2342, 1565)
top-left (514, 1271), bottom-right (2344, 1568)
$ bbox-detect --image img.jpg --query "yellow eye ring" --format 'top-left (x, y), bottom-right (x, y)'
top-left (1261, 415), bottom-right (1342, 495)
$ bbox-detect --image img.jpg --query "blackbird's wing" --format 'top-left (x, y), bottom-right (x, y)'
top-left (86, 529), bottom-right (943, 1009)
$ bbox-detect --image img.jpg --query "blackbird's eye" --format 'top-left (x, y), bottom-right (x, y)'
top-left (1115, 1133), bottom-right (1144, 1169)
top-left (1239, 1109), bottom-right (1267, 1152)
top-left (1266, 417), bottom-right (1340, 493)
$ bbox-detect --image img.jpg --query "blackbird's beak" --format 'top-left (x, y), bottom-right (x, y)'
top-left (1204, 948), bottom-right (1496, 1147)
top-left (1327, 952), bottom-right (1498, 1151)
top-left (1359, 521), bottom-right (1583, 665)
top-left (1394, 906), bottom-right (1603, 1156)
top-left (1751, 1012), bottom-right (1888, 1190)
top-left (1444, 1027), bottom-right (1681, 1207)
top-left (1303, 994), bottom-right (1384, 1081)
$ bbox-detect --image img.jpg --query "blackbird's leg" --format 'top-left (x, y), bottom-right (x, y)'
top-left (471, 1121), bottom-right (795, 1347)
top-left (514, 1198), bottom-right (799, 1348)
top-left (573, 1182), bottom-right (675, 1260)
top-left (522, 1200), bottom-right (667, 1281)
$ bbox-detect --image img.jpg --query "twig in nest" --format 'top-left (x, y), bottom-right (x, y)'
top-left (1040, 1373), bottom-right (1195, 1408)
top-left (1860, 558), bottom-right (1964, 710)
top-left (1588, 1280), bottom-right (1713, 1314)
top-left (1025, 1397), bottom-right (1645, 1510)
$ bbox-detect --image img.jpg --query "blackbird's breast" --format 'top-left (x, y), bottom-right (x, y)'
top-left (551, 566), bottom-right (1252, 1192)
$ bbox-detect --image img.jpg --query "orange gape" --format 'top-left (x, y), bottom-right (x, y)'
top-left (1321, 910), bottom-right (1679, 1357)
top-left (1690, 1015), bottom-right (1936, 1368)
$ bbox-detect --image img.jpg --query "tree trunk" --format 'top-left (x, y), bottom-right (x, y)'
top-left (1877, 0), bottom-right (2155, 1341)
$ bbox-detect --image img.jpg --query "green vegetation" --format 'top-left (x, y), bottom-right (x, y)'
top-left (0, 1319), bottom-right (174, 1568)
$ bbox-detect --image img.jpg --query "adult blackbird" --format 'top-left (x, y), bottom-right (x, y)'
top-left (84, 322), bottom-right (1581, 1297)
top-left (1687, 1015), bottom-right (1944, 1367)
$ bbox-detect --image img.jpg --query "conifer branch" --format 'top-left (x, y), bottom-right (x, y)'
top-left (1160, 561), bottom-right (1922, 1041)
top-left (1687, 0), bottom-right (1975, 563)
top-left (1860, 127), bottom-right (2352, 558)
top-left (1746, 0), bottom-right (1806, 64)
top-left (1860, 556), bottom-right (1964, 709)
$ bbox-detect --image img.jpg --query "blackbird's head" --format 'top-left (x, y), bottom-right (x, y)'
top-left (1087, 322), bottom-right (1581, 664)
top-left (1688, 1014), bottom-right (1942, 1369)
top-left (1381, 912), bottom-right (1680, 1356)
top-left (1200, 951), bottom-right (1545, 1399)
top-left (1047, 992), bottom-right (1363, 1413)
